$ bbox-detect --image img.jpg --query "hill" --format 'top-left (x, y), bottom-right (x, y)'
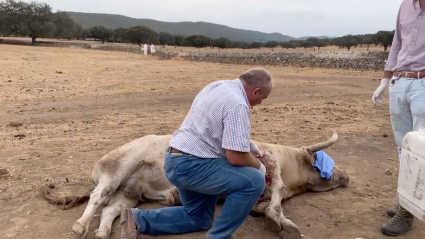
top-left (66, 12), bottom-right (332, 43)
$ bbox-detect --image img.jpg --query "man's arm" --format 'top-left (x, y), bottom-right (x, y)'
top-left (222, 103), bottom-right (262, 169)
top-left (225, 149), bottom-right (262, 169)
top-left (383, 6), bottom-right (402, 76)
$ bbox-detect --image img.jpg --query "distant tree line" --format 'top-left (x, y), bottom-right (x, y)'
top-left (0, 0), bottom-right (395, 51)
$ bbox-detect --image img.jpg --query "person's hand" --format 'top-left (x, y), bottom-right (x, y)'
top-left (258, 163), bottom-right (266, 176)
top-left (249, 140), bottom-right (263, 158)
top-left (257, 151), bottom-right (273, 167)
top-left (372, 78), bottom-right (390, 104)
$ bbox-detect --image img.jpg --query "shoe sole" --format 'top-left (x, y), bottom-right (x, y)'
top-left (120, 209), bottom-right (137, 239)
top-left (381, 227), bottom-right (412, 236)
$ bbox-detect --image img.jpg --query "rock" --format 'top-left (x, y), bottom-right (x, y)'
top-left (0, 168), bottom-right (9, 177)
top-left (13, 133), bottom-right (26, 139)
top-left (7, 121), bottom-right (23, 127)
top-left (385, 169), bottom-right (392, 175)
top-left (383, 133), bottom-right (388, 137)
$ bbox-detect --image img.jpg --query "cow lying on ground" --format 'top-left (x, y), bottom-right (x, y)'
top-left (42, 129), bottom-right (349, 239)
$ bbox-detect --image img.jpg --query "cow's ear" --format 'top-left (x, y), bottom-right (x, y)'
top-left (311, 152), bottom-right (317, 165)
top-left (301, 146), bottom-right (315, 165)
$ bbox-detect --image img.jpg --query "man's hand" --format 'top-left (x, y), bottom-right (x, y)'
top-left (249, 140), bottom-right (263, 158)
top-left (258, 163), bottom-right (266, 176)
top-left (257, 151), bottom-right (273, 167)
top-left (372, 78), bottom-right (390, 104)
top-left (225, 149), bottom-right (262, 169)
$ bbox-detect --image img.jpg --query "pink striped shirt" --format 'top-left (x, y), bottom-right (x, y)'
top-left (385, 0), bottom-right (425, 72)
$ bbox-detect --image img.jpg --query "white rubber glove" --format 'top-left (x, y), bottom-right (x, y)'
top-left (249, 140), bottom-right (263, 158)
top-left (372, 78), bottom-right (390, 104)
top-left (258, 163), bottom-right (266, 176)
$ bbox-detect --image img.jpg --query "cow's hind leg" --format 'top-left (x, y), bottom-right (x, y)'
top-left (94, 190), bottom-right (139, 239)
top-left (72, 179), bottom-right (119, 238)
top-left (144, 186), bottom-right (182, 206)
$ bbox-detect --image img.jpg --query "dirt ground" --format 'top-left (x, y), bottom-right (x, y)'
top-left (0, 44), bottom-right (423, 239)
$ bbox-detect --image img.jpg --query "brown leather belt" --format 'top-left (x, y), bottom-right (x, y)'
top-left (393, 71), bottom-right (425, 79)
top-left (168, 147), bottom-right (185, 154)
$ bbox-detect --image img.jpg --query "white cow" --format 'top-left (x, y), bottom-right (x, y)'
top-left (42, 129), bottom-right (349, 239)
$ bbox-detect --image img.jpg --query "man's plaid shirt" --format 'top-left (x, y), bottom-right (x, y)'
top-left (169, 78), bottom-right (252, 159)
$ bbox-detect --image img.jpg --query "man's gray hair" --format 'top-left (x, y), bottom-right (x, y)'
top-left (239, 68), bottom-right (273, 89)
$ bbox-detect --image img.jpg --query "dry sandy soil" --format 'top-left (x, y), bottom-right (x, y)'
top-left (0, 44), bottom-right (423, 239)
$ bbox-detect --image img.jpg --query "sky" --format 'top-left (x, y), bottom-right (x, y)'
top-left (22, 0), bottom-right (403, 38)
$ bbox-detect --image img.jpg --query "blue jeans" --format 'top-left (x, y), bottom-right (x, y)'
top-left (131, 151), bottom-right (266, 239)
top-left (389, 76), bottom-right (425, 163)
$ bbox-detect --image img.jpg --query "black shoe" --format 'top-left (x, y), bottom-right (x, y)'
top-left (381, 205), bottom-right (414, 236)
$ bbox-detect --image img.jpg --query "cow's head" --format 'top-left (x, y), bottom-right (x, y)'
top-left (299, 147), bottom-right (349, 192)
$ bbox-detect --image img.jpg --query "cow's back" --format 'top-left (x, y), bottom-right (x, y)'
top-left (91, 134), bottom-right (173, 184)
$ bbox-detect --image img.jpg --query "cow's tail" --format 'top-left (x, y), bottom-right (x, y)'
top-left (306, 129), bottom-right (338, 152)
top-left (40, 185), bottom-right (94, 210)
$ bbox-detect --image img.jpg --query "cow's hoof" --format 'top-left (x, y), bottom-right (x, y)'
top-left (265, 207), bottom-right (281, 231)
top-left (279, 230), bottom-right (303, 239)
top-left (279, 217), bottom-right (302, 239)
top-left (72, 221), bottom-right (87, 238)
top-left (94, 229), bottom-right (110, 239)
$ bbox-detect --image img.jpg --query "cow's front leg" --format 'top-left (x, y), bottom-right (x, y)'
top-left (278, 211), bottom-right (303, 239)
top-left (263, 156), bottom-right (286, 232)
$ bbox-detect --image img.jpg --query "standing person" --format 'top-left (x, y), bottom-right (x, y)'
top-left (120, 68), bottom-right (274, 239)
top-left (372, 0), bottom-right (425, 236)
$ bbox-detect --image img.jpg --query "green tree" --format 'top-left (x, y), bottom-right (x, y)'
top-left (250, 42), bottom-right (263, 49)
top-left (363, 34), bottom-right (373, 51)
top-left (125, 26), bottom-right (159, 46)
top-left (214, 37), bottom-right (230, 49)
top-left (174, 35), bottom-right (185, 46)
top-left (306, 37), bottom-right (322, 51)
top-left (89, 26), bottom-right (113, 43)
top-left (52, 11), bottom-right (77, 40)
top-left (333, 35), bottom-right (358, 51)
top-left (280, 42), bottom-right (297, 50)
top-left (373, 30), bottom-right (394, 52)
top-left (112, 28), bottom-right (126, 42)
top-left (158, 32), bottom-right (175, 46)
top-left (264, 41), bottom-right (279, 51)
top-left (301, 40), bottom-right (314, 50)
top-left (185, 35), bottom-right (211, 48)
top-left (0, 0), bottom-right (56, 45)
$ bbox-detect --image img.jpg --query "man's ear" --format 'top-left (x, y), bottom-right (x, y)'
top-left (253, 87), bottom-right (261, 96)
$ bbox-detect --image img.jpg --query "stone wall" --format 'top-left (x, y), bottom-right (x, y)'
top-left (182, 51), bottom-right (390, 70)
top-left (92, 44), bottom-right (141, 54)
top-left (152, 50), bottom-right (180, 59)
top-left (0, 38), bottom-right (390, 70)
top-left (0, 38), bottom-right (92, 49)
